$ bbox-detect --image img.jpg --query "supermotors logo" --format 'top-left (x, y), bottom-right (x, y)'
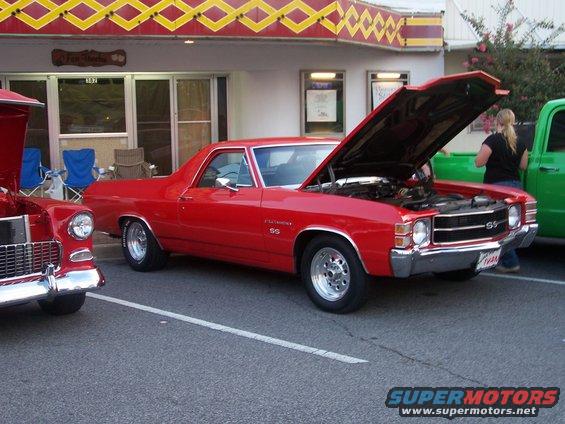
top-left (385, 387), bottom-right (560, 419)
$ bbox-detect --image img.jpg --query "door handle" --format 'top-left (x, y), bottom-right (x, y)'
top-left (179, 195), bottom-right (193, 201)
top-left (539, 166), bottom-right (560, 173)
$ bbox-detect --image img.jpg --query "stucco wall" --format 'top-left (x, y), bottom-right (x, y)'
top-left (0, 39), bottom-right (444, 140)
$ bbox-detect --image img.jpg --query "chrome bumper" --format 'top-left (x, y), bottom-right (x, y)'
top-left (390, 223), bottom-right (538, 278)
top-left (0, 266), bottom-right (105, 308)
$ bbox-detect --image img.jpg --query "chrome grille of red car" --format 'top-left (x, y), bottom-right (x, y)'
top-left (0, 241), bottom-right (62, 283)
top-left (433, 207), bottom-right (508, 244)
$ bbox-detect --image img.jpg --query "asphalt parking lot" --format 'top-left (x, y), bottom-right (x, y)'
top-left (1, 239), bottom-right (564, 423)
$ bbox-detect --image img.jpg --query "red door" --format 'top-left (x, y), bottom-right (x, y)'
top-left (177, 149), bottom-right (269, 264)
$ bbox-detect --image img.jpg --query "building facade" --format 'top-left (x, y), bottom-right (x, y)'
top-left (0, 0), bottom-right (443, 173)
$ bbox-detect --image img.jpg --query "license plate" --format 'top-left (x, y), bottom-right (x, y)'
top-left (476, 249), bottom-right (501, 271)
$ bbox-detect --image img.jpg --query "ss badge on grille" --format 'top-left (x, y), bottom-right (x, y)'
top-left (485, 221), bottom-right (498, 230)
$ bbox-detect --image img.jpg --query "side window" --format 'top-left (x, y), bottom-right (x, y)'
top-left (547, 110), bottom-right (565, 152)
top-left (197, 151), bottom-right (254, 188)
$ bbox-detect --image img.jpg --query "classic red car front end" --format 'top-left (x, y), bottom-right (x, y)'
top-left (84, 72), bottom-right (537, 313)
top-left (0, 89), bottom-right (104, 314)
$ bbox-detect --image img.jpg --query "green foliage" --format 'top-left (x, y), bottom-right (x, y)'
top-left (461, 0), bottom-right (564, 127)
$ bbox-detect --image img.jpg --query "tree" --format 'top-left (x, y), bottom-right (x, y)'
top-left (461, 0), bottom-right (564, 130)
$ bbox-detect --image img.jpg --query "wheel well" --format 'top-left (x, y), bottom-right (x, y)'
top-left (293, 229), bottom-right (362, 274)
top-left (118, 215), bottom-right (164, 250)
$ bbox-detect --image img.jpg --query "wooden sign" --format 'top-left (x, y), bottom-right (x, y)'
top-left (52, 49), bottom-right (126, 67)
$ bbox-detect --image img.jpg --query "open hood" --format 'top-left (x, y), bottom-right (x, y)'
top-left (300, 71), bottom-right (508, 188)
top-left (0, 89), bottom-right (44, 193)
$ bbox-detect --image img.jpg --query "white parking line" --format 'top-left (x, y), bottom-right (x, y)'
top-left (86, 292), bottom-right (368, 364)
top-left (482, 273), bottom-right (565, 286)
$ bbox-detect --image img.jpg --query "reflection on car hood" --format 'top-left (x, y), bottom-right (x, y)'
top-left (300, 71), bottom-right (508, 188)
top-left (0, 89), bottom-right (44, 193)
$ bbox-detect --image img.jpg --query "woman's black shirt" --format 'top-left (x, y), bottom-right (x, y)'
top-left (482, 133), bottom-right (526, 184)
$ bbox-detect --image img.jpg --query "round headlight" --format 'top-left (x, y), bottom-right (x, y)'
top-left (508, 205), bottom-right (521, 229)
top-left (412, 219), bottom-right (430, 246)
top-left (68, 212), bottom-right (94, 240)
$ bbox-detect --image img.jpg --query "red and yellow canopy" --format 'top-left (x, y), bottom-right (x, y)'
top-left (0, 0), bottom-right (442, 49)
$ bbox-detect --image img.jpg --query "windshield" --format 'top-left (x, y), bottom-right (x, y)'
top-left (254, 144), bottom-right (337, 188)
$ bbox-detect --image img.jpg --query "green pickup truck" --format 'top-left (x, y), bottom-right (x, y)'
top-left (433, 99), bottom-right (565, 238)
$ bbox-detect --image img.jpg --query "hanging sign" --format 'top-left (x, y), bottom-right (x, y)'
top-left (52, 49), bottom-right (127, 67)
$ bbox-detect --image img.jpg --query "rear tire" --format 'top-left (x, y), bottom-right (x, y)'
top-left (434, 268), bottom-right (479, 281)
top-left (301, 235), bottom-right (368, 313)
top-left (38, 293), bottom-right (86, 315)
top-left (122, 219), bottom-right (168, 272)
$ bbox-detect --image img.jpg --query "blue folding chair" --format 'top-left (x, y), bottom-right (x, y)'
top-left (62, 148), bottom-right (103, 202)
top-left (19, 148), bottom-right (51, 197)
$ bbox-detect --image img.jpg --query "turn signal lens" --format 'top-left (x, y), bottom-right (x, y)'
top-left (395, 223), bottom-right (411, 235)
top-left (395, 236), bottom-right (411, 248)
top-left (525, 201), bottom-right (537, 223)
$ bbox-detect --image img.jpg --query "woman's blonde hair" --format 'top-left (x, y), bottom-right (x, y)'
top-left (496, 108), bottom-right (518, 154)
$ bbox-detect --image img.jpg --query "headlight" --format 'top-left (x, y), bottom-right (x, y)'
top-left (508, 205), bottom-right (521, 229)
top-left (68, 212), bottom-right (94, 240)
top-left (412, 219), bottom-right (430, 246)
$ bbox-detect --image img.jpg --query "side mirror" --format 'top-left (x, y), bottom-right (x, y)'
top-left (215, 177), bottom-right (239, 192)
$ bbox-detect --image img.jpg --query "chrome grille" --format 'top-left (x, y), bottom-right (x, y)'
top-left (0, 241), bottom-right (62, 283)
top-left (433, 208), bottom-right (508, 244)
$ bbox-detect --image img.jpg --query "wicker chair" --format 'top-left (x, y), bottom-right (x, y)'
top-left (109, 148), bottom-right (157, 179)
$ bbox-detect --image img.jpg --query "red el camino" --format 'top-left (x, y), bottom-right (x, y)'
top-left (84, 72), bottom-right (538, 313)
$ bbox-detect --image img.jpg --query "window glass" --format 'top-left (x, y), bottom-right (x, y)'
top-left (547, 111), bottom-right (565, 152)
top-left (198, 152), bottom-right (253, 188)
top-left (177, 79), bottom-right (212, 164)
top-left (302, 72), bottom-right (344, 135)
top-left (59, 78), bottom-right (125, 134)
top-left (136, 80), bottom-right (172, 174)
top-left (254, 144), bottom-right (336, 188)
top-left (217, 77), bottom-right (228, 141)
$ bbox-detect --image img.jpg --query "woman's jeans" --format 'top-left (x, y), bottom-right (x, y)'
top-left (491, 180), bottom-right (522, 268)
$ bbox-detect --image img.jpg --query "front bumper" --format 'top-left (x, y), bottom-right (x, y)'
top-left (0, 267), bottom-right (105, 308)
top-left (390, 223), bottom-right (538, 278)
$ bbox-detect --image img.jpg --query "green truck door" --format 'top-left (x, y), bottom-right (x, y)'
top-left (534, 108), bottom-right (565, 237)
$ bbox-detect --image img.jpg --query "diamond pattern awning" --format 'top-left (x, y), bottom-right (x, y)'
top-left (0, 0), bottom-right (443, 50)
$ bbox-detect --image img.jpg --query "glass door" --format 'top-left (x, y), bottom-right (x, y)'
top-left (7, 79), bottom-right (51, 167)
top-left (175, 78), bottom-right (212, 166)
top-left (135, 79), bottom-right (173, 174)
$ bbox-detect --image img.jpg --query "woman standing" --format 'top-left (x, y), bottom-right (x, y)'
top-left (475, 109), bottom-right (528, 273)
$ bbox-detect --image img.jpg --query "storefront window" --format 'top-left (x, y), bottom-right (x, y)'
top-left (9, 79), bottom-right (51, 167)
top-left (302, 71), bottom-right (344, 135)
top-left (368, 71), bottom-right (409, 111)
top-left (58, 77), bottom-right (125, 134)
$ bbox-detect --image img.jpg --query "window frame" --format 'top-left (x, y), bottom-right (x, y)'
top-left (194, 147), bottom-right (257, 189)
top-left (300, 70), bottom-right (346, 137)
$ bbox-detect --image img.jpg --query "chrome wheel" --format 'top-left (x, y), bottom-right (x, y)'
top-left (126, 221), bottom-right (147, 262)
top-left (310, 247), bottom-right (351, 301)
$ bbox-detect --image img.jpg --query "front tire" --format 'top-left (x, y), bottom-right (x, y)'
top-left (122, 219), bottom-right (168, 272)
top-left (38, 293), bottom-right (86, 315)
top-left (301, 235), bottom-right (369, 313)
top-left (434, 268), bottom-right (479, 281)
